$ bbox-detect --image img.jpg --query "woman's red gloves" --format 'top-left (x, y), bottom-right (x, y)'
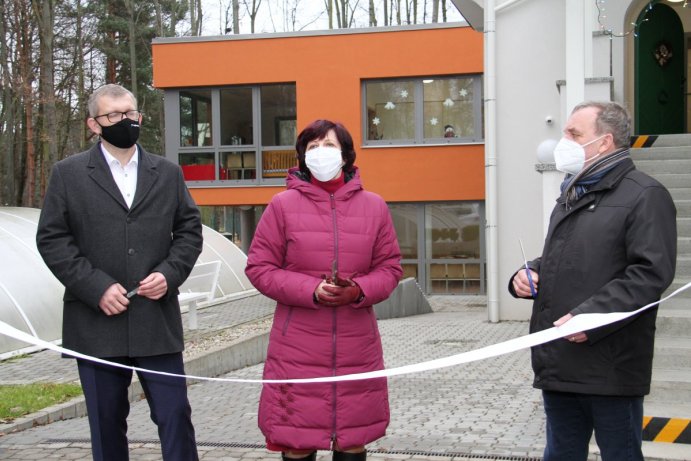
top-left (315, 278), bottom-right (363, 306)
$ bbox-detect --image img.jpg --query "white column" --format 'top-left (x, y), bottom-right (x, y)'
top-left (565, 0), bottom-right (586, 117)
top-left (485, 0), bottom-right (499, 323)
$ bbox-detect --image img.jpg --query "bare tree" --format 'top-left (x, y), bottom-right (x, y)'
top-left (432, 0), bottom-right (439, 23)
top-left (124, 0), bottom-right (138, 100)
top-left (233, 0), bottom-right (240, 33)
top-left (243, 0), bottom-right (261, 33)
top-left (368, 0), bottom-right (376, 26)
top-left (32, 0), bottom-right (57, 204)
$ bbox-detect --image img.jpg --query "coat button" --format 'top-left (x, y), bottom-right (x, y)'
top-left (128, 248), bottom-right (135, 255)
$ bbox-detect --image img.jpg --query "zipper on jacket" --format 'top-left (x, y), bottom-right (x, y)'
top-left (330, 192), bottom-right (338, 443)
top-left (331, 307), bottom-right (338, 443)
top-left (330, 194), bottom-right (339, 269)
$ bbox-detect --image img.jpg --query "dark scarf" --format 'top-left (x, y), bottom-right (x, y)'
top-left (560, 147), bottom-right (631, 208)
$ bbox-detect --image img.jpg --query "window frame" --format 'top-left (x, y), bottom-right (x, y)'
top-left (167, 83), bottom-right (296, 187)
top-left (361, 75), bottom-right (484, 147)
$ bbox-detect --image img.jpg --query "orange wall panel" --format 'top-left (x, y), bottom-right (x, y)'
top-left (152, 27), bottom-right (483, 88)
top-left (153, 26), bottom-right (485, 207)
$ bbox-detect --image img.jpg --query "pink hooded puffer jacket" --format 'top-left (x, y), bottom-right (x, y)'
top-left (245, 167), bottom-right (402, 451)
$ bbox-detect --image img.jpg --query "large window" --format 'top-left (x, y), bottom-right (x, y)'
top-left (390, 202), bottom-right (485, 295)
top-left (363, 76), bottom-right (483, 145)
top-left (175, 83), bottom-right (297, 184)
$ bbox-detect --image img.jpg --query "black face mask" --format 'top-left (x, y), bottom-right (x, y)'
top-left (98, 118), bottom-right (140, 149)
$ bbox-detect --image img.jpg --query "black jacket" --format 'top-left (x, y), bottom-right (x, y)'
top-left (36, 143), bottom-right (203, 358)
top-left (510, 158), bottom-right (676, 396)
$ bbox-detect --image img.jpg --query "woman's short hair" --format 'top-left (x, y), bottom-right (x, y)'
top-left (295, 119), bottom-right (356, 176)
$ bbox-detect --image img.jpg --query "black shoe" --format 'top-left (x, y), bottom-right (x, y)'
top-left (332, 450), bottom-right (366, 461)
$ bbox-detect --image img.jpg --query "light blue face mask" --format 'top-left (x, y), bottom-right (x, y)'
top-left (553, 135), bottom-right (606, 175)
top-left (305, 146), bottom-right (344, 182)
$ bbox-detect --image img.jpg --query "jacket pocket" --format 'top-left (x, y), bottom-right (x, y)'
top-left (367, 307), bottom-right (378, 338)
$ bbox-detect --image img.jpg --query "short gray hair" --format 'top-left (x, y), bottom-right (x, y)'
top-left (88, 84), bottom-right (137, 117)
top-left (572, 101), bottom-right (631, 149)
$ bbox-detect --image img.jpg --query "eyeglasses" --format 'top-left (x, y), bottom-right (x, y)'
top-left (93, 110), bottom-right (142, 123)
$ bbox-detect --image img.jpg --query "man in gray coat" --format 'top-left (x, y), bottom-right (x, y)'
top-left (37, 84), bottom-right (202, 461)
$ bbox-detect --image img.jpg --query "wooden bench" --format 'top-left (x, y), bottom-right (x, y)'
top-left (178, 261), bottom-right (221, 330)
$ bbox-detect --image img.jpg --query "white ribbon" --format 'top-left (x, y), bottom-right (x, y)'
top-left (1, 282), bottom-right (689, 384)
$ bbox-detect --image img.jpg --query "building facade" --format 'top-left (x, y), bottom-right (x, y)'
top-left (451, 0), bottom-right (689, 319)
top-left (152, 23), bottom-right (486, 296)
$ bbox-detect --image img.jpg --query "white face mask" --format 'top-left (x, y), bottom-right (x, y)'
top-left (305, 146), bottom-right (344, 182)
top-left (553, 135), bottom-right (606, 175)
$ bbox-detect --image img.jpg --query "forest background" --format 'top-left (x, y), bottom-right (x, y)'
top-left (0, 0), bottom-right (462, 207)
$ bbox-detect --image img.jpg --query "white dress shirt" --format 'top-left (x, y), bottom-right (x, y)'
top-left (101, 145), bottom-right (139, 208)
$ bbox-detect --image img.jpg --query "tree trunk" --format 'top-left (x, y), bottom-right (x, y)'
top-left (125, 0), bottom-right (138, 100)
top-left (0, 0), bottom-right (16, 205)
top-left (324, 0), bottom-right (333, 29)
top-left (33, 0), bottom-right (57, 204)
top-left (18, 0), bottom-right (36, 206)
top-left (233, 0), bottom-right (240, 33)
top-left (369, 0), bottom-right (376, 26)
top-left (76, 0), bottom-right (86, 150)
top-left (432, 0), bottom-right (439, 23)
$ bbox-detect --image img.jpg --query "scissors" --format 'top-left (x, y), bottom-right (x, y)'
top-left (519, 239), bottom-right (537, 298)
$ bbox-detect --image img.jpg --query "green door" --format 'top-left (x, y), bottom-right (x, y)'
top-left (635, 2), bottom-right (684, 134)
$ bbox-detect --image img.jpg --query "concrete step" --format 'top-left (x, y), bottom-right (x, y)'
top-left (679, 237), bottom-right (691, 255)
top-left (679, 217), bottom-right (691, 237)
top-left (634, 134), bottom-right (691, 148)
top-left (634, 159), bottom-right (691, 175)
top-left (664, 279), bottom-right (691, 300)
top-left (631, 145), bottom-right (691, 160)
top-left (660, 297), bottom-right (691, 310)
top-left (649, 368), bottom-right (691, 404)
top-left (652, 174), bottom-right (691, 190)
top-left (653, 337), bottom-right (691, 368)
top-left (670, 188), bottom-right (691, 201)
top-left (676, 255), bottom-right (691, 278)
top-left (676, 200), bottom-right (691, 218)
top-left (657, 309), bottom-right (691, 336)
top-left (644, 401), bottom-right (691, 420)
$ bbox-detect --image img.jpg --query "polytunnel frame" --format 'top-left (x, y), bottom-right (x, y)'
top-left (0, 207), bottom-right (259, 360)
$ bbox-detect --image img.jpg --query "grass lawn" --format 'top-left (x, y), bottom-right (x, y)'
top-left (0, 383), bottom-right (82, 422)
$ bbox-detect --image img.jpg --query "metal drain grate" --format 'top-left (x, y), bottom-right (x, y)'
top-left (45, 439), bottom-right (542, 460)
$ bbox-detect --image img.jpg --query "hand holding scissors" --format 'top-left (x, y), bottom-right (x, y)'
top-left (517, 239), bottom-right (538, 298)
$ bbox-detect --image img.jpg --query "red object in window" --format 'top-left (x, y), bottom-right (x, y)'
top-left (181, 164), bottom-right (215, 180)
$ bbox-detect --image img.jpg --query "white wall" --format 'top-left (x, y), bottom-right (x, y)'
top-left (491, 0), bottom-right (687, 319)
top-left (494, 0), bottom-right (565, 320)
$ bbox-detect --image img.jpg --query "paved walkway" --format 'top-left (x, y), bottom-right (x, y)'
top-left (1, 295), bottom-right (690, 460)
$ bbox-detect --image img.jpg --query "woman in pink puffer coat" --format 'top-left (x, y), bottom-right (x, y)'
top-left (245, 120), bottom-right (402, 461)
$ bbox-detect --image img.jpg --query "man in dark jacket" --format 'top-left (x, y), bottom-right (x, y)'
top-left (509, 101), bottom-right (676, 461)
top-left (37, 84), bottom-right (202, 461)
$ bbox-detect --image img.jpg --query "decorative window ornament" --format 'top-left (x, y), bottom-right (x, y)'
top-left (372, 117), bottom-right (381, 126)
top-left (443, 98), bottom-right (455, 107)
top-left (384, 101), bottom-right (396, 110)
top-left (429, 117), bottom-right (439, 126)
top-left (654, 41), bottom-right (672, 67)
top-left (459, 89), bottom-right (468, 97)
top-left (400, 90), bottom-right (409, 98)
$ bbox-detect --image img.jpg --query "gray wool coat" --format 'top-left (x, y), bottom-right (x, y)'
top-left (36, 143), bottom-right (203, 358)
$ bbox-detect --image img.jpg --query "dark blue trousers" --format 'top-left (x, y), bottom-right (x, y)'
top-left (542, 390), bottom-right (644, 461)
top-left (77, 353), bottom-right (198, 461)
